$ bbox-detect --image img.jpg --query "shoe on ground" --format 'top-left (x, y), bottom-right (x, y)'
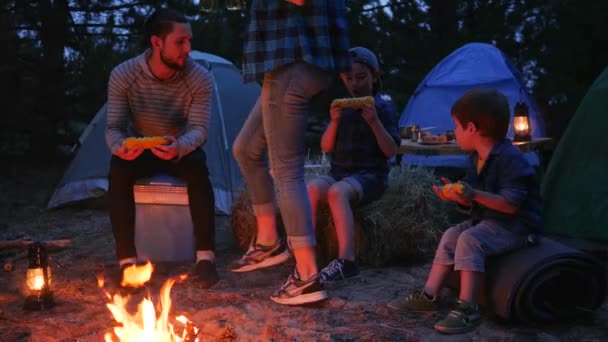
top-left (434, 299), bottom-right (481, 334)
top-left (230, 239), bottom-right (290, 273)
top-left (270, 269), bottom-right (328, 305)
top-left (319, 258), bottom-right (360, 283)
top-left (387, 290), bottom-right (439, 312)
top-left (195, 260), bottom-right (219, 289)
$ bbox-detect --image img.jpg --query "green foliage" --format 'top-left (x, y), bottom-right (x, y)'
top-left (2, 0), bottom-right (607, 159)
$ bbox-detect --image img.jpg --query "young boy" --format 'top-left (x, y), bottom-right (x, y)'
top-left (388, 88), bottom-right (543, 334)
top-left (307, 46), bottom-right (400, 283)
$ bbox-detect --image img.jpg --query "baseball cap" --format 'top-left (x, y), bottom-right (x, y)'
top-left (349, 46), bottom-right (380, 73)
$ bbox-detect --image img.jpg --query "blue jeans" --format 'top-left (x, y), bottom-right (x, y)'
top-left (433, 219), bottom-right (527, 272)
top-left (233, 62), bottom-right (333, 249)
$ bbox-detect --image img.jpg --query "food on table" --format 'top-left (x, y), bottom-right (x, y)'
top-left (420, 133), bottom-right (449, 143)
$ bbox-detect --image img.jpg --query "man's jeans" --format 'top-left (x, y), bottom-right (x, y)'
top-left (233, 61), bottom-right (333, 249)
top-left (108, 149), bottom-right (215, 260)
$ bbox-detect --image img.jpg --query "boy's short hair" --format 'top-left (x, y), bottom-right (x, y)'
top-left (451, 88), bottom-right (510, 140)
top-left (144, 8), bottom-right (188, 46)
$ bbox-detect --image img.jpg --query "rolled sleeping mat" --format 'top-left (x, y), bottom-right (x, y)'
top-left (486, 237), bottom-right (606, 323)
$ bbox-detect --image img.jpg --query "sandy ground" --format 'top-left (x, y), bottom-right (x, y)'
top-left (1, 162), bottom-right (607, 341)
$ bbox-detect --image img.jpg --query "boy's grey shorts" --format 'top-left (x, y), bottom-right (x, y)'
top-left (433, 219), bottom-right (528, 272)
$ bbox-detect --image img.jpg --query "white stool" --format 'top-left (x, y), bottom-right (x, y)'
top-left (133, 174), bottom-right (195, 262)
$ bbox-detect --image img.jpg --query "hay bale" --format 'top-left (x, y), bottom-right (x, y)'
top-left (313, 204), bottom-right (367, 266)
top-left (230, 187), bottom-right (262, 251)
top-left (356, 165), bottom-right (450, 266)
top-left (230, 164), bottom-right (449, 266)
top-left (230, 158), bottom-right (330, 251)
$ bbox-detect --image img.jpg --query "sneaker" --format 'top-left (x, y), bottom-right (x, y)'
top-left (195, 260), bottom-right (219, 289)
top-left (319, 259), bottom-right (360, 283)
top-left (387, 290), bottom-right (439, 312)
top-left (434, 300), bottom-right (481, 334)
top-left (230, 239), bottom-right (290, 273)
top-left (270, 269), bottom-right (328, 305)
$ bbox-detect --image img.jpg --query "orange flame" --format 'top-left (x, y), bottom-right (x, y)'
top-left (102, 262), bottom-right (197, 341)
top-left (121, 262), bottom-right (154, 288)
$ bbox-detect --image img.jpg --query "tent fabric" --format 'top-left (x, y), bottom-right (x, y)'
top-left (47, 51), bottom-right (261, 214)
top-left (399, 42), bottom-right (546, 167)
top-left (541, 67), bottom-right (608, 241)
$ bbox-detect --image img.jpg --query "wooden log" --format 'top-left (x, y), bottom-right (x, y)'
top-left (0, 239), bottom-right (71, 251)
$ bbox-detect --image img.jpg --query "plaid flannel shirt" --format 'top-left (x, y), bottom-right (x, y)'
top-left (243, 0), bottom-right (351, 82)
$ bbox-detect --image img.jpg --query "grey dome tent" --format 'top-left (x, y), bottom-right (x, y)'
top-left (47, 51), bottom-right (261, 214)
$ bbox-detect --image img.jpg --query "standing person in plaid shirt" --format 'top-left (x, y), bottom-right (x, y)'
top-left (308, 46), bottom-right (400, 284)
top-left (231, 0), bottom-right (351, 305)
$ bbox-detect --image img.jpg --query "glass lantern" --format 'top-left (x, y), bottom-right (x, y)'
top-left (513, 101), bottom-right (531, 142)
top-left (24, 242), bottom-right (55, 310)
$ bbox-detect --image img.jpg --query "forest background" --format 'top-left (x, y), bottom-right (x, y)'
top-left (1, 0), bottom-right (606, 163)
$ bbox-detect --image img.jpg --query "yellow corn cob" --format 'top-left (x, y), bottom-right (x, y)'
top-left (332, 96), bottom-right (375, 109)
top-left (123, 136), bottom-right (168, 149)
top-left (441, 183), bottom-right (465, 197)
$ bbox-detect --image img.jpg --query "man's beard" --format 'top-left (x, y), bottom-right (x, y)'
top-left (160, 51), bottom-right (186, 71)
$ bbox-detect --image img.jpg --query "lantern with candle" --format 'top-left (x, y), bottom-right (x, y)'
top-left (513, 101), bottom-right (531, 142)
top-left (24, 242), bottom-right (55, 310)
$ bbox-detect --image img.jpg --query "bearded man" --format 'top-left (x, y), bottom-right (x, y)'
top-left (105, 8), bottom-right (218, 288)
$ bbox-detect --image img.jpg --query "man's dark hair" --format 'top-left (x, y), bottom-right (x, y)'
top-left (451, 88), bottom-right (510, 141)
top-left (144, 8), bottom-right (188, 46)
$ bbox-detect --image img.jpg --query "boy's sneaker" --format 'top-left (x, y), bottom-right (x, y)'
top-left (195, 260), bottom-right (219, 289)
top-left (387, 290), bottom-right (439, 312)
top-left (270, 269), bottom-right (328, 305)
top-left (230, 239), bottom-right (290, 273)
top-left (319, 258), bottom-right (360, 283)
top-left (434, 299), bottom-right (481, 334)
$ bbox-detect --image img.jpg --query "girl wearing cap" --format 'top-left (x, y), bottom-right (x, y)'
top-left (307, 46), bottom-right (401, 282)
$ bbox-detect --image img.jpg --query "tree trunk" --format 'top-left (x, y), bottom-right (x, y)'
top-left (36, 0), bottom-right (69, 155)
top-left (0, 0), bottom-right (19, 128)
top-left (429, 0), bottom-right (457, 40)
top-left (464, 0), bottom-right (477, 35)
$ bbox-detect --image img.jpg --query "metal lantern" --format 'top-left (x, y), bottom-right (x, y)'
top-left (24, 242), bottom-right (55, 310)
top-left (513, 101), bottom-right (532, 142)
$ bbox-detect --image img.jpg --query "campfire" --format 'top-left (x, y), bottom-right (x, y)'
top-left (98, 262), bottom-right (199, 342)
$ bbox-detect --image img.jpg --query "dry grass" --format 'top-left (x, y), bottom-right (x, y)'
top-left (356, 165), bottom-right (450, 265)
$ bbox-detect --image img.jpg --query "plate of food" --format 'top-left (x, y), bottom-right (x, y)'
top-left (418, 133), bottom-right (454, 145)
top-left (418, 140), bottom-right (454, 145)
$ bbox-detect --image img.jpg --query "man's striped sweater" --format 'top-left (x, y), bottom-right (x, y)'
top-left (105, 49), bottom-right (213, 158)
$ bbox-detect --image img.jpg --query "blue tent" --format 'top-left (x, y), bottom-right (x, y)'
top-left (399, 42), bottom-right (546, 167)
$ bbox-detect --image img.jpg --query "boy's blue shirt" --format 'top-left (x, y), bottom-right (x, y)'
top-left (462, 139), bottom-right (543, 235)
top-left (329, 93), bottom-right (400, 180)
